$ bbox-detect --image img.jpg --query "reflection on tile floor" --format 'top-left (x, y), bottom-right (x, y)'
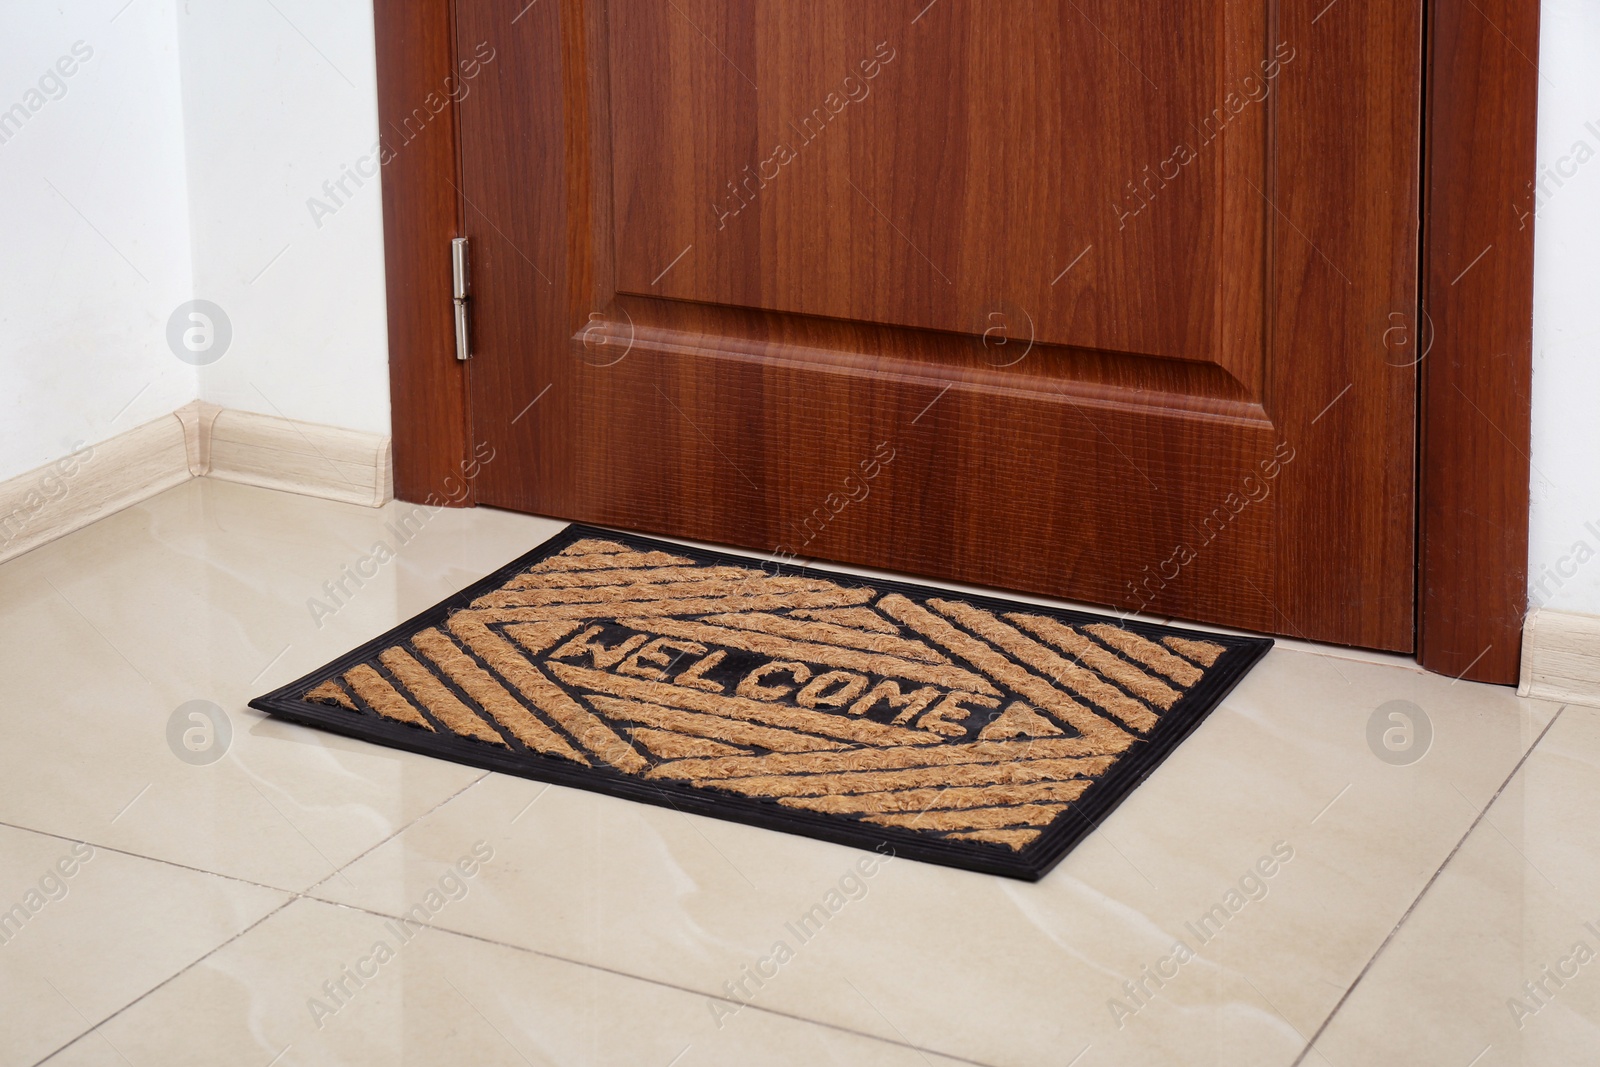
top-left (39, 898), bottom-right (970, 1067)
top-left (0, 479), bottom-right (1581, 1066)
top-left (1309, 702), bottom-right (1597, 1066)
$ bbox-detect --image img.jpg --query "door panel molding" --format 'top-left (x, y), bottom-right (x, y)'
top-left (376, 0), bottom-right (1537, 683)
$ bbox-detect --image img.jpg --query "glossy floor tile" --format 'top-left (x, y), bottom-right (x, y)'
top-left (1307, 702), bottom-right (1600, 1066)
top-left (39, 898), bottom-right (970, 1067)
top-left (0, 478), bottom-right (1573, 1065)
top-left (309, 649), bottom-right (1558, 1066)
top-left (0, 823), bottom-right (285, 1067)
top-left (0, 481), bottom-right (559, 891)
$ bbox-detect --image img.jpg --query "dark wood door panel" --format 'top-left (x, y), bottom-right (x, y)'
top-left (458, 0), bottom-right (1420, 651)
top-left (607, 0), bottom-right (1231, 367)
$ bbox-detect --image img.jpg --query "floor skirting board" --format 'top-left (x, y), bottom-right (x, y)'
top-left (0, 402), bottom-right (392, 567)
top-left (0, 416), bottom-right (190, 567)
top-left (198, 403), bottom-right (393, 508)
top-left (1518, 608), bottom-right (1600, 708)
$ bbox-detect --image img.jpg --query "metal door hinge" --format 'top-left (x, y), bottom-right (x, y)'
top-left (452, 237), bottom-right (472, 361)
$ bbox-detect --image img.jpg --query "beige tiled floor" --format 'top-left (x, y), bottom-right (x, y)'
top-left (0, 478), bottom-right (1586, 1066)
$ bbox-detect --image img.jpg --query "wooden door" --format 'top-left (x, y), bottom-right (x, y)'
top-left (454, 0), bottom-right (1420, 650)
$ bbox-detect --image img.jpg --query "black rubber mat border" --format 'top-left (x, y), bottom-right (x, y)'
top-left (251, 524), bottom-right (1274, 881)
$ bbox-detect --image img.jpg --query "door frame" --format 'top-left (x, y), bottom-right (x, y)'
top-left (373, 0), bottom-right (1539, 684)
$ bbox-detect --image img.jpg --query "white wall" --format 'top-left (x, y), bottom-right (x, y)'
top-left (1528, 0), bottom-right (1600, 615)
top-left (0, 0), bottom-right (195, 482)
top-left (176, 0), bottom-right (391, 436)
top-left (0, 0), bottom-right (390, 487)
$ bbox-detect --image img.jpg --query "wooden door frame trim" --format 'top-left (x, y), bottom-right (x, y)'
top-left (375, 0), bottom-right (474, 509)
top-left (375, 1), bottom-right (1539, 684)
top-left (1415, 0), bottom-right (1538, 683)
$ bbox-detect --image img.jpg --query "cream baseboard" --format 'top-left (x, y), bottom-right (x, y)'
top-left (0, 404), bottom-right (392, 566)
top-left (185, 402), bottom-right (393, 508)
top-left (0, 415), bottom-right (191, 566)
top-left (1518, 609), bottom-right (1600, 707)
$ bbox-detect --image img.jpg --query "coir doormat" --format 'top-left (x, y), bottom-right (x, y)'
top-left (252, 526), bottom-right (1271, 879)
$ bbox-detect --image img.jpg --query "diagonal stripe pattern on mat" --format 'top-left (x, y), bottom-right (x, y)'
top-left (297, 536), bottom-right (1237, 854)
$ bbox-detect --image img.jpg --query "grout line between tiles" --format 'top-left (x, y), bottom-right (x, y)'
top-left (300, 771), bottom-right (492, 896)
top-left (0, 770), bottom-right (491, 903)
top-left (0, 819), bottom-right (299, 898)
top-left (298, 895), bottom-right (998, 1067)
top-left (31, 899), bottom-right (295, 1067)
top-left (24, 774), bottom-right (495, 1066)
top-left (1289, 703), bottom-right (1571, 1065)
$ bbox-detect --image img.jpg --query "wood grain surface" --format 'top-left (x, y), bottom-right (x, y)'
top-left (1417, 0), bottom-right (1538, 683)
top-left (375, 0), bottom-right (474, 506)
top-left (448, 0), bottom-right (1421, 651)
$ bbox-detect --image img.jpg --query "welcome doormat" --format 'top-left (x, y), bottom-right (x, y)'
top-left (252, 526), bottom-right (1271, 879)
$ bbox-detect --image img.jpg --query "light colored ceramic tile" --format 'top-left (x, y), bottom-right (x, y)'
top-left (311, 645), bottom-right (1559, 1066)
top-left (1, 477), bottom-right (1562, 1066)
top-left (1261, 636), bottom-right (1422, 673)
top-left (39, 897), bottom-right (973, 1067)
top-left (0, 478), bottom-right (564, 890)
top-left (1309, 703), bottom-right (1600, 1066)
top-left (0, 823), bottom-right (286, 1067)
